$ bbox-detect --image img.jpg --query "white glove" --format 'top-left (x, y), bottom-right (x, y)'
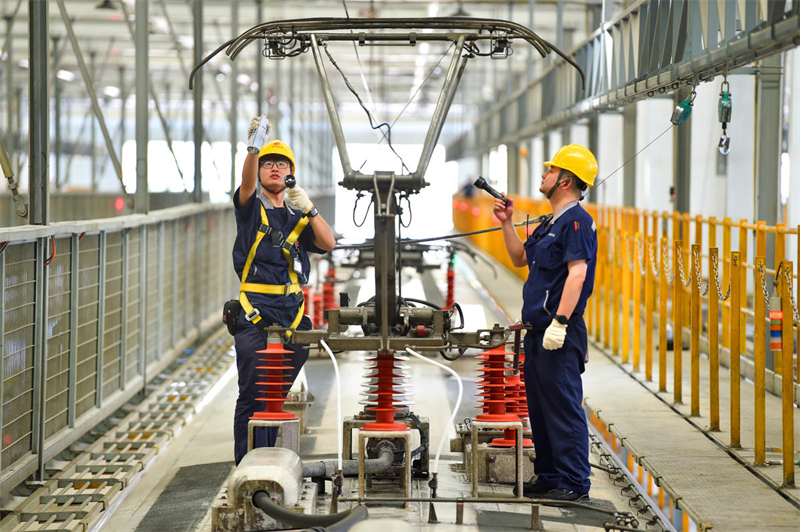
top-left (287, 185), bottom-right (314, 214)
top-left (246, 114), bottom-right (270, 153)
top-left (542, 319), bottom-right (568, 350)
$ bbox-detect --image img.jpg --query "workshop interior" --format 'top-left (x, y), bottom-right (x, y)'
top-left (1, 1), bottom-right (800, 532)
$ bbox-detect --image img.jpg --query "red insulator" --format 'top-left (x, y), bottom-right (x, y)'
top-left (362, 352), bottom-right (408, 432)
top-left (489, 372), bottom-right (533, 448)
top-left (322, 266), bottom-right (338, 324)
top-left (445, 257), bottom-right (455, 310)
top-left (474, 345), bottom-right (518, 424)
top-left (302, 287), bottom-right (310, 315)
top-left (312, 293), bottom-right (324, 328)
top-left (416, 325), bottom-right (427, 337)
top-left (251, 342), bottom-right (298, 421)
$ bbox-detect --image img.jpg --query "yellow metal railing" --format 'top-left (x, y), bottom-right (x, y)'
top-left (453, 195), bottom-right (799, 486)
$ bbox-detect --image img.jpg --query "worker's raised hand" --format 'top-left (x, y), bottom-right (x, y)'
top-left (493, 195), bottom-right (514, 223)
top-left (287, 185), bottom-right (314, 214)
top-left (542, 319), bottom-right (567, 350)
top-left (246, 114), bottom-right (270, 154)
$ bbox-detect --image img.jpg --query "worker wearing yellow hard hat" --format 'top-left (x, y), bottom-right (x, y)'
top-left (493, 143), bottom-right (598, 501)
top-left (225, 116), bottom-right (336, 465)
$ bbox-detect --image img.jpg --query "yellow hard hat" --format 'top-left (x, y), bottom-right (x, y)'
top-left (543, 144), bottom-right (598, 186)
top-left (258, 140), bottom-right (295, 171)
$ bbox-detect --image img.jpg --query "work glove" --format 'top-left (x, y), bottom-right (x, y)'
top-left (542, 319), bottom-right (568, 350)
top-left (287, 185), bottom-right (314, 214)
top-left (246, 114), bottom-right (270, 153)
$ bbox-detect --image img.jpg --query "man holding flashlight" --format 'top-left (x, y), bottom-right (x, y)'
top-left (493, 144), bottom-right (598, 501)
top-left (228, 116), bottom-right (336, 465)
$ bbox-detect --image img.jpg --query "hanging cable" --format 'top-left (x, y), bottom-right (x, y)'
top-left (353, 192), bottom-right (373, 228)
top-left (592, 124), bottom-right (674, 191)
top-left (399, 193), bottom-right (413, 228)
top-left (43, 236), bottom-right (56, 267)
top-left (405, 346), bottom-right (463, 475)
top-left (321, 43), bottom-right (409, 174)
top-left (320, 340), bottom-right (344, 472)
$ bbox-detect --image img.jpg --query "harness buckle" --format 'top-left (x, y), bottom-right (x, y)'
top-left (259, 224), bottom-right (272, 236)
top-left (244, 308), bottom-right (261, 322)
top-left (279, 238), bottom-right (294, 252)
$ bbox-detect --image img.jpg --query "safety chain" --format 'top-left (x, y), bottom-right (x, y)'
top-left (636, 238), bottom-right (646, 276)
top-left (712, 255), bottom-right (731, 301)
top-left (661, 240), bottom-right (675, 284)
top-left (648, 240), bottom-right (660, 278)
top-left (758, 262), bottom-right (771, 312)
top-left (676, 246), bottom-right (691, 287)
top-left (692, 247), bottom-right (710, 296)
top-left (783, 268), bottom-right (800, 324)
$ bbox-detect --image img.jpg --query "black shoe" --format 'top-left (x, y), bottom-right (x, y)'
top-left (513, 481), bottom-right (556, 497)
top-left (544, 488), bottom-right (589, 501)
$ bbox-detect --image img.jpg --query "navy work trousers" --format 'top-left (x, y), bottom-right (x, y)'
top-left (523, 318), bottom-right (591, 494)
top-left (233, 316), bottom-right (311, 465)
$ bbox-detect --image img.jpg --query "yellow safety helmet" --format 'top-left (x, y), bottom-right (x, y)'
top-left (258, 140), bottom-right (295, 171)
top-left (543, 144), bottom-right (598, 187)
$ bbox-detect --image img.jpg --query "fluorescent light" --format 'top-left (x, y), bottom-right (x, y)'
top-left (415, 56), bottom-right (426, 67)
top-left (56, 70), bottom-right (76, 82)
top-left (428, 2), bottom-right (439, 17)
top-left (18, 59), bottom-right (28, 69)
top-left (236, 73), bottom-right (251, 85)
top-left (250, 81), bottom-right (259, 92)
top-left (419, 42), bottom-right (430, 54)
top-left (103, 85), bottom-right (121, 98)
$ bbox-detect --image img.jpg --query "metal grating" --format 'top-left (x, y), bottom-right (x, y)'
top-left (76, 235), bottom-right (100, 418)
top-left (45, 237), bottom-right (73, 439)
top-left (102, 232), bottom-right (123, 400)
top-left (145, 225), bottom-right (159, 366)
top-left (1, 242), bottom-right (37, 469)
top-left (125, 228), bottom-right (142, 382)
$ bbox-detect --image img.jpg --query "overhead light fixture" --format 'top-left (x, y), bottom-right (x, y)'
top-left (56, 70), bottom-right (76, 82)
top-left (95, 0), bottom-right (115, 9)
top-left (103, 86), bottom-right (121, 98)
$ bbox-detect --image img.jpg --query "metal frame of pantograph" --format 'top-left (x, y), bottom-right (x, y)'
top-left (190, 17), bottom-right (585, 354)
top-left (446, 0), bottom-right (800, 160)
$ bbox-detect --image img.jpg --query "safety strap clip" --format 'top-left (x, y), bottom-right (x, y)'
top-left (244, 308), bottom-right (261, 322)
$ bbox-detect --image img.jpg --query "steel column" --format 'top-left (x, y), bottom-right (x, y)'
top-left (68, 234), bottom-right (78, 427)
top-left (32, 237), bottom-right (49, 479)
top-left (193, 0), bottom-right (203, 203)
top-left (256, 0), bottom-right (263, 115)
top-left (28, 0), bottom-right (49, 225)
top-left (90, 50), bottom-right (97, 192)
top-left (135, 0), bottom-right (149, 213)
top-left (755, 54), bottom-right (782, 272)
top-left (230, 0), bottom-right (239, 195)
top-left (96, 232), bottom-right (107, 408)
top-left (672, 87), bottom-right (691, 217)
top-left (56, 0), bottom-right (125, 198)
top-left (52, 36), bottom-right (61, 191)
top-left (622, 104), bottom-right (637, 207)
top-left (586, 116), bottom-right (599, 202)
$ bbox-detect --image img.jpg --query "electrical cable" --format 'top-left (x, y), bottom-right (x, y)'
top-left (321, 43), bottom-right (409, 174)
top-left (253, 491), bottom-right (367, 528)
top-left (404, 347), bottom-right (462, 475)
top-left (43, 236), bottom-right (56, 267)
top-left (352, 193), bottom-right (373, 228)
top-left (320, 339), bottom-right (343, 472)
top-left (591, 123), bottom-right (674, 190)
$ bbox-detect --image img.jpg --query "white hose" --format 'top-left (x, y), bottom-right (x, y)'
top-left (320, 339), bottom-right (343, 472)
top-left (404, 346), bottom-right (463, 475)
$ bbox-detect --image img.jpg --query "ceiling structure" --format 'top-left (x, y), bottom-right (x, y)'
top-left (2, 0), bottom-right (605, 145)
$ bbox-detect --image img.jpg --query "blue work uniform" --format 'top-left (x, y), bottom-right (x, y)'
top-left (521, 201), bottom-right (596, 495)
top-left (231, 188), bottom-right (324, 465)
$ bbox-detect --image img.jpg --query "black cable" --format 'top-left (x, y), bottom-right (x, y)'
top-left (253, 491), bottom-right (367, 528)
top-left (403, 297), bottom-right (442, 310)
top-left (399, 193), bottom-right (412, 228)
top-left (321, 43), bottom-right (409, 174)
top-left (352, 192), bottom-right (373, 228)
top-left (450, 302), bottom-right (465, 331)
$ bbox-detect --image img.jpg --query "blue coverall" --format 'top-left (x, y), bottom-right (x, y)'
top-left (521, 201), bottom-right (597, 495)
top-left (231, 188), bottom-right (323, 465)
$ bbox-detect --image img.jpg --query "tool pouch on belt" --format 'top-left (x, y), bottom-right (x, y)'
top-left (222, 299), bottom-right (242, 336)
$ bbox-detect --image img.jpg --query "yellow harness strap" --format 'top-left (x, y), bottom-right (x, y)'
top-left (239, 204), bottom-right (309, 338)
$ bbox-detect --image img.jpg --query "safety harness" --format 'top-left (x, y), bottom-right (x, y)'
top-left (239, 202), bottom-right (309, 339)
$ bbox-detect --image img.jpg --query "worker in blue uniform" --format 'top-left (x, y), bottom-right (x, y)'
top-left (493, 144), bottom-right (598, 501)
top-left (229, 117), bottom-right (336, 465)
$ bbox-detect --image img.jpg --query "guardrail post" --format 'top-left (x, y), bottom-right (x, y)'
top-left (621, 232), bottom-right (630, 364)
top-left (754, 256), bottom-right (766, 465)
top-left (722, 218), bottom-right (731, 347)
top-left (708, 247), bottom-right (720, 431)
top-left (780, 261), bottom-right (795, 487)
top-left (690, 244), bottom-right (700, 417)
top-left (612, 228), bottom-right (620, 357)
top-left (738, 219), bottom-right (748, 355)
top-left (604, 229), bottom-right (611, 349)
top-left (659, 237), bottom-right (668, 392)
top-left (645, 236), bottom-right (654, 381)
top-left (730, 251), bottom-right (741, 447)
top-left (632, 233), bottom-right (642, 372)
